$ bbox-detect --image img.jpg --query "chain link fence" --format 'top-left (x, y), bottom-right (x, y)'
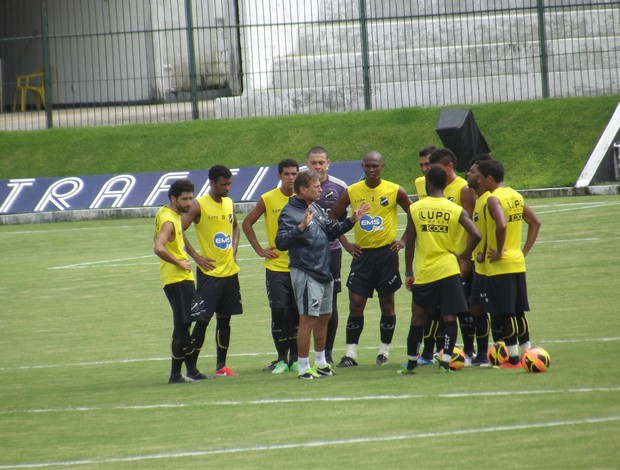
top-left (1, 0), bottom-right (618, 130)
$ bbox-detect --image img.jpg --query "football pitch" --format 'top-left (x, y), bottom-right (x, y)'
top-left (1, 194), bottom-right (619, 469)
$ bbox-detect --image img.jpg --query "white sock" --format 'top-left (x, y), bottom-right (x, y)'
top-left (378, 342), bottom-right (390, 357)
top-left (520, 341), bottom-right (531, 355)
top-left (315, 350), bottom-right (327, 368)
top-left (346, 344), bottom-right (358, 359)
top-left (507, 344), bottom-right (519, 360)
top-left (298, 357), bottom-right (310, 374)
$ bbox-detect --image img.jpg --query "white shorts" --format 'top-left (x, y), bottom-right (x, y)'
top-left (290, 267), bottom-right (334, 317)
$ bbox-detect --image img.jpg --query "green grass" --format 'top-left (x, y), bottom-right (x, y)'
top-left (1, 195), bottom-right (619, 468)
top-left (1, 95), bottom-right (619, 188)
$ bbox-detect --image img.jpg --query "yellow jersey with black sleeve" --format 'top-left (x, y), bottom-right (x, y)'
top-left (414, 176), bottom-right (427, 200)
top-left (194, 194), bottom-right (240, 278)
top-left (472, 191), bottom-right (490, 275)
top-left (485, 186), bottom-right (526, 276)
top-left (155, 205), bottom-right (194, 287)
top-left (348, 179), bottom-right (400, 248)
top-left (262, 187), bottom-right (292, 272)
top-left (410, 196), bottom-right (463, 284)
top-left (444, 176), bottom-right (468, 252)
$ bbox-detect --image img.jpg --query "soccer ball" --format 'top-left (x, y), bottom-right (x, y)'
top-left (521, 347), bottom-right (551, 373)
top-left (449, 346), bottom-right (466, 371)
top-left (487, 341), bottom-right (509, 366)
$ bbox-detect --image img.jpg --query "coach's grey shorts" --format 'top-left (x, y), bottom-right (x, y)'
top-left (290, 267), bottom-right (333, 317)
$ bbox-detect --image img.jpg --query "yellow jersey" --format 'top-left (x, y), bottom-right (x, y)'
top-left (348, 179), bottom-right (401, 248)
top-left (261, 188), bottom-right (292, 272)
top-left (485, 186), bottom-right (526, 275)
top-left (410, 196), bottom-right (463, 284)
top-left (414, 176), bottom-right (427, 200)
top-left (194, 194), bottom-right (240, 277)
top-left (155, 205), bottom-right (194, 287)
top-left (444, 176), bottom-right (469, 252)
top-left (472, 191), bottom-right (490, 275)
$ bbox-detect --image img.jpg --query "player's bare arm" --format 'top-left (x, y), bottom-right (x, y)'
top-left (403, 212), bottom-right (416, 291)
top-left (181, 198), bottom-right (216, 271)
top-left (457, 209), bottom-right (481, 264)
top-left (331, 189), bottom-right (361, 257)
top-left (232, 209), bottom-right (241, 260)
top-left (486, 195), bottom-right (506, 262)
top-left (522, 203), bottom-right (541, 257)
top-left (154, 221), bottom-right (191, 271)
top-left (241, 197), bottom-right (278, 259)
top-left (390, 185), bottom-right (412, 252)
top-left (460, 184), bottom-right (477, 217)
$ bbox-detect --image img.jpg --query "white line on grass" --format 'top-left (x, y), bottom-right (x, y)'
top-left (2, 387), bottom-right (619, 416)
top-left (0, 416), bottom-right (618, 468)
top-left (48, 255), bottom-right (153, 270)
top-left (1, 337), bottom-right (618, 372)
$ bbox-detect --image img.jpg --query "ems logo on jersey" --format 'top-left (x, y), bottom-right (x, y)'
top-left (447, 196), bottom-right (455, 202)
top-left (380, 196), bottom-right (389, 207)
top-left (214, 232), bottom-right (231, 250)
top-left (325, 190), bottom-right (337, 201)
top-left (359, 214), bottom-right (383, 232)
top-left (473, 212), bottom-right (479, 222)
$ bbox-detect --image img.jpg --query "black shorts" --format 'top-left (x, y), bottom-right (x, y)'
top-left (163, 280), bottom-right (204, 324)
top-left (346, 245), bottom-right (402, 299)
top-left (411, 274), bottom-right (469, 317)
top-left (470, 272), bottom-right (486, 307)
top-left (265, 269), bottom-right (296, 309)
top-left (196, 270), bottom-right (243, 316)
top-left (330, 247), bottom-right (343, 294)
top-left (484, 272), bottom-right (530, 315)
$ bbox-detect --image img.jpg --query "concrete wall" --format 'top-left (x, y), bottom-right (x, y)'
top-left (214, 0), bottom-right (620, 117)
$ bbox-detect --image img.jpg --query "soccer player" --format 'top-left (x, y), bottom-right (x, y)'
top-left (242, 159), bottom-right (300, 373)
top-left (153, 178), bottom-right (211, 384)
top-left (466, 154), bottom-right (495, 365)
top-left (400, 167), bottom-right (481, 374)
top-left (182, 165), bottom-right (243, 377)
top-left (330, 151), bottom-right (412, 367)
top-left (275, 170), bottom-right (370, 379)
top-left (304, 147), bottom-right (349, 365)
top-left (476, 159), bottom-right (541, 367)
top-left (429, 148), bottom-right (478, 363)
top-left (413, 145), bottom-right (442, 365)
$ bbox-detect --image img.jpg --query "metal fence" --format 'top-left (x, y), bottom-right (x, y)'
top-left (1, 0), bottom-right (618, 130)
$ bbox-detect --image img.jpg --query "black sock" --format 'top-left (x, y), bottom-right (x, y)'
top-left (186, 318), bottom-right (209, 369)
top-left (379, 314), bottom-right (396, 345)
top-left (434, 318), bottom-right (444, 354)
top-left (516, 313), bottom-right (530, 345)
top-left (442, 319), bottom-right (458, 358)
top-left (408, 324), bottom-right (424, 358)
top-left (473, 314), bottom-right (490, 357)
top-left (490, 315), bottom-right (504, 343)
top-left (270, 308), bottom-right (288, 362)
top-left (421, 317), bottom-right (439, 359)
top-left (325, 294), bottom-right (339, 355)
top-left (171, 324), bottom-right (191, 376)
top-left (287, 307), bottom-right (299, 364)
top-left (503, 315), bottom-right (520, 363)
top-left (345, 316), bottom-right (364, 346)
top-left (458, 313), bottom-right (476, 356)
top-left (215, 317), bottom-right (231, 371)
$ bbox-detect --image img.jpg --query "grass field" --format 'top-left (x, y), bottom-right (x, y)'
top-left (1, 194), bottom-right (620, 469)
top-left (2, 95), bottom-right (620, 189)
